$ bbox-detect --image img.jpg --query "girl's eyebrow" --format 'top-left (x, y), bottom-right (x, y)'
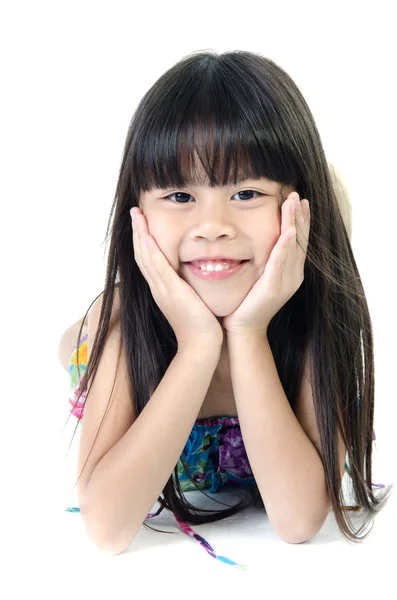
top-left (150, 177), bottom-right (279, 194)
top-left (233, 178), bottom-right (274, 186)
top-left (156, 178), bottom-right (274, 190)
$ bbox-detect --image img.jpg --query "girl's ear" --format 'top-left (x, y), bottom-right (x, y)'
top-left (328, 162), bottom-right (353, 241)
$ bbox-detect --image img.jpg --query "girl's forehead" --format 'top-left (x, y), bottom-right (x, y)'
top-left (140, 145), bottom-right (285, 197)
top-left (176, 149), bottom-right (278, 188)
top-left (183, 148), bottom-right (247, 179)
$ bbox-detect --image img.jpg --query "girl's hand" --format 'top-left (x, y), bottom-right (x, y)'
top-left (222, 192), bottom-right (310, 336)
top-left (130, 208), bottom-right (224, 350)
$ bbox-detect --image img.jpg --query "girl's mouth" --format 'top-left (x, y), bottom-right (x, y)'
top-left (185, 260), bottom-right (249, 281)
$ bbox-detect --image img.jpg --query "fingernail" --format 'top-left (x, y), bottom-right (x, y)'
top-left (291, 193), bottom-right (299, 202)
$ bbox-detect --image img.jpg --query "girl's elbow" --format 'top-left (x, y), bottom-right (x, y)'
top-left (82, 512), bottom-right (141, 556)
top-left (88, 529), bottom-right (137, 556)
top-left (280, 521), bottom-right (322, 544)
top-left (283, 535), bottom-right (310, 544)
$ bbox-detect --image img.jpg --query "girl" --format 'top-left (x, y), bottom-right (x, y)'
top-left (62, 50), bottom-right (391, 569)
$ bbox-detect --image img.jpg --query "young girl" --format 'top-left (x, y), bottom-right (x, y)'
top-left (61, 50), bottom-right (391, 569)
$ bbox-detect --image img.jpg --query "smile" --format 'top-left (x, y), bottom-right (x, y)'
top-left (185, 260), bottom-right (249, 281)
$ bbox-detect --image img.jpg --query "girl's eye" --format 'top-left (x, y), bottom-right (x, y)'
top-left (163, 190), bottom-right (263, 203)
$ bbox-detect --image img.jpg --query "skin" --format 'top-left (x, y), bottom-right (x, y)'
top-left (139, 165), bottom-right (296, 383)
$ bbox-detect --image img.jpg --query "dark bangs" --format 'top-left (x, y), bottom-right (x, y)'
top-left (129, 52), bottom-right (303, 195)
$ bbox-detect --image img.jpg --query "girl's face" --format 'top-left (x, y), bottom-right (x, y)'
top-left (139, 172), bottom-right (296, 319)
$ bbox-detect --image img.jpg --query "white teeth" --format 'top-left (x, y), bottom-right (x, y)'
top-left (199, 262), bottom-right (236, 272)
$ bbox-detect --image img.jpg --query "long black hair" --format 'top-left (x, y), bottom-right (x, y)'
top-left (65, 50), bottom-right (392, 542)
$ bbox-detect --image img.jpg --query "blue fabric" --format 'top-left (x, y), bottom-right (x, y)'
top-left (176, 416), bottom-right (256, 493)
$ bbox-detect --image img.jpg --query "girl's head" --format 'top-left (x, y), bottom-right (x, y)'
top-left (71, 50), bottom-right (391, 544)
top-left (124, 50), bottom-right (345, 315)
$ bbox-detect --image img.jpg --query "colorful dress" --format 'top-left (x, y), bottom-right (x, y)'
top-left (65, 333), bottom-right (384, 569)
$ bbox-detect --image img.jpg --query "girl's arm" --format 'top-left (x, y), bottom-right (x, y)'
top-left (77, 298), bottom-right (221, 555)
top-left (227, 332), bottom-right (332, 543)
top-left (58, 317), bottom-right (88, 370)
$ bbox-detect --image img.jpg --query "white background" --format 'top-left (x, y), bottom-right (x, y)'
top-left (1, 0), bottom-right (396, 596)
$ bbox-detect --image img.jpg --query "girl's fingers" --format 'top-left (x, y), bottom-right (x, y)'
top-left (295, 198), bottom-right (310, 266)
top-left (285, 195), bottom-right (310, 279)
top-left (131, 210), bottom-right (174, 291)
top-left (281, 193), bottom-right (297, 236)
top-left (131, 211), bottom-right (155, 288)
top-left (275, 193), bottom-right (310, 275)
